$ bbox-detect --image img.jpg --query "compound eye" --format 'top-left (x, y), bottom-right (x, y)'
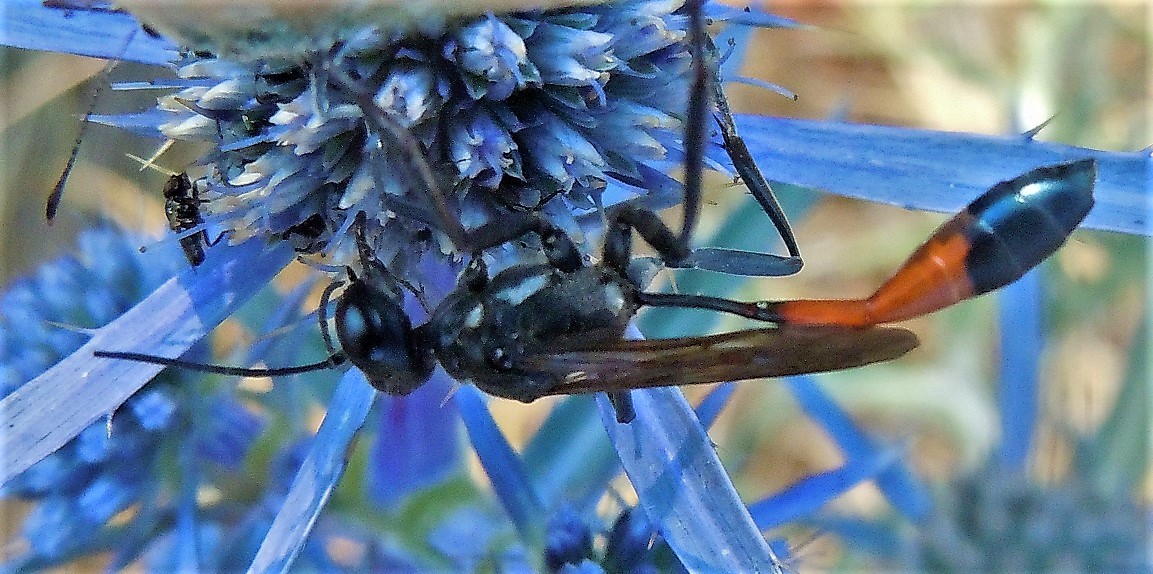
top-left (335, 281), bottom-right (433, 394)
top-left (485, 346), bottom-right (514, 371)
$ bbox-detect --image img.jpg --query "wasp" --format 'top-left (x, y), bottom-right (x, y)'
top-left (94, 158), bottom-right (1096, 422)
top-left (92, 0), bottom-right (1096, 422)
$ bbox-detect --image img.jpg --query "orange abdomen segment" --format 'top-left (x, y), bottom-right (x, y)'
top-left (771, 213), bottom-right (978, 327)
top-left (768, 160), bottom-right (1096, 327)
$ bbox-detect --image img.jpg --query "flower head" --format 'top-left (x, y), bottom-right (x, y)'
top-left (144, 0), bottom-right (693, 282)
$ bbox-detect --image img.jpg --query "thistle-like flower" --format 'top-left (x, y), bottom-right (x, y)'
top-left (132, 0), bottom-right (702, 279)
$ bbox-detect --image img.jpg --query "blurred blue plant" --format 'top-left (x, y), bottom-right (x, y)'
top-left (0, 225), bottom-right (269, 570)
top-left (898, 269), bottom-right (1148, 572)
top-left (797, 269), bottom-right (1149, 571)
top-left (1, 0), bottom-right (1147, 572)
top-left (0, 224), bottom-right (529, 571)
top-left (909, 462), bottom-right (1148, 572)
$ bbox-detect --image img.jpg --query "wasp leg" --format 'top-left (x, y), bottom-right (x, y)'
top-left (590, 0), bottom-right (710, 425)
top-left (677, 0), bottom-right (710, 249)
top-left (203, 231), bottom-right (226, 248)
top-left (455, 212), bottom-right (583, 273)
top-left (705, 37), bottom-right (800, 261)
top-left (684, 66), bottom-right (806, 277)
top-left (607, 391), bottom-right (637, 424)
top-left (602, 207), bottom-right (792, 324)
top-left (678, 0), bottom-right (802, 277)
top-left (325, 64), bottom-right (469, 250)
top-left (625, 0), bottom-right (801, 278)
top-left (317, 277), bottom-right (346, 358)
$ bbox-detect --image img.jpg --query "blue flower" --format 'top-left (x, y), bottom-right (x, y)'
top-left (896, 267), bottom-right (1149, 572)
top-left (106, 0), bottom-right (707, 282)
top-left (544, 505), bottom-right (594, 570)
top-left (910, 464), bottom-right (1148, 572)
top-left (0, 226), bottom-right (265, 568)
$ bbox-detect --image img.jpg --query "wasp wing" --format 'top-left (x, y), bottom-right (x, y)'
top-left (520, 326), bottom-right (919, 396)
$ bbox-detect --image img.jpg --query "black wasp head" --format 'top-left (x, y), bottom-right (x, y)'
top-left (334, 274), bottom-right (434, 395)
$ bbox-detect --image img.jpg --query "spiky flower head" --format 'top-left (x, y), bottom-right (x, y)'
top-left (139, 0), bottom-right (693, 281)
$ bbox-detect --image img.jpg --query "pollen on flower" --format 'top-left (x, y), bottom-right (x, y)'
top-left (129, 1), bottom-right (696, 286)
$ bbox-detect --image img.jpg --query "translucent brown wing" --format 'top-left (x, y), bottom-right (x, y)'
top-left (520, 326), bottom-right (919, 396)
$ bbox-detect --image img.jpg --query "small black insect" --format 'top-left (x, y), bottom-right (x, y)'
top-left (162, 172), bottom-right (222, 267)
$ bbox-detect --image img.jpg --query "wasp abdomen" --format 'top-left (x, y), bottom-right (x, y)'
top-left (963, 159), bottom-right (1095, 294)
top-left (768, 159), bottom-right (1096, 327)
